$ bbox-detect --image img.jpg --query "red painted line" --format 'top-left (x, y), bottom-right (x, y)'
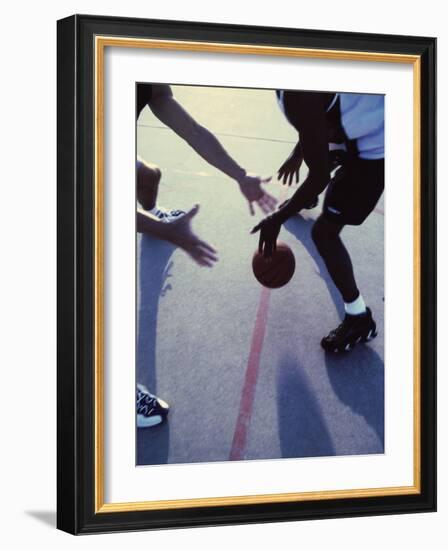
top-left (229, 286), bottom-right (271, 460)
top-left (229, 187), bottom-right (288, 461)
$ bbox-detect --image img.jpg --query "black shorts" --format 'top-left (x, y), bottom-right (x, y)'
top-left (322, 157), bottom-right (384, 226)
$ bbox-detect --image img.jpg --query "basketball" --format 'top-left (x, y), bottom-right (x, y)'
top-left (252, 241), bottom-right (296, 288)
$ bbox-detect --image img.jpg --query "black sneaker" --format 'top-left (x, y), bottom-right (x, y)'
top-left (321, 307), bottom-right (377, 353)
top-left (136, 384), bottom-right (170, 428)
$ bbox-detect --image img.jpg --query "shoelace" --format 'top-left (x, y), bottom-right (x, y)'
top-left (137, 389), bottom-right (157, 416)
top-left (328, 319), bottom-right (350, 339)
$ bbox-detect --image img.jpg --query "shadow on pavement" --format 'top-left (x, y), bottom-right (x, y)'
top-left (136, 235), bottom-right (174, 465)
top-left (276, 354), bottom-right (335, 458)
top-left (325, 347), bottom-right (384, 449)
top-left (285, 214), bottom-right (384, 452)
top-left (137, 235), bottom-right (175, 391)
top-left (137, 422), bottom-right (171, 466)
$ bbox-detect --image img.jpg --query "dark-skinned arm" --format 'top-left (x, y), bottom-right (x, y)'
top-left (147, 85), bottom-right (276, 215)
top-left (275, 91), bottom-right (330, 222)
top-left (252, 92), bottom-right (331, 257)
top-left (277, 140), bottom-right (303, 186)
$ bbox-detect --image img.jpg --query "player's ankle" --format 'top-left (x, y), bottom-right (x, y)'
top-left (344, 293), bottom-right (367, 316)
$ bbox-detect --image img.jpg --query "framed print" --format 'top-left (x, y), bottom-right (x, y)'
top-left (57, 14), bottom-right (436, 534)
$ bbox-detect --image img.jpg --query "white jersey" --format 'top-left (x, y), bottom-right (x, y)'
top-left (276, 90), bottom-right (384, 160)
top-left (337, 93), bottom-right (384, 160)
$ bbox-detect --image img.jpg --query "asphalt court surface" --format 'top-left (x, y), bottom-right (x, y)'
top-left (136, 85), bottom-right (384, 466)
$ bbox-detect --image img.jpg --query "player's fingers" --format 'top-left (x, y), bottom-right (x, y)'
top-left (288, 172), bottom-right (294, 187)
top-left (264, 241), bottom-right (272, 259)
top-left (262, 197), bottom-right (277, 213)
top-left (257, 198), bottom-right (270, 215)
top-left (181, 204), bottom-right (200, 222)
top-left (248, 200), bottom-right (255, 216)
top-left (264, 190), bottom-right (277, 203)
top-left (190, 249), bottom-right (215, 268)
top-left (196, 249), bottom-right (218, 264)
top-left (295, 170), bottom-right (299, 184)
top-left (196, 244), bottom-right (218, 261)
top-left (198, 256), bottom-right (215, 268)
top-left (267, 195), bottom-right (277, 210)
top-left (250, 222), bottom-right (261, 234)
top-left (197, 257), bottom-right (215, 268)
top-left (260, 203), bottom-right (271, 215)
top-left (187, 249), bottom-right (208, 267)
top-left (258, 234), bottom-right (264, 255)
top-left (196, 239), bottom-right (217, 254)
top-left (260, 176), bottom-right (272, 184)
top-left (278, 172), bottom-right (287, 184)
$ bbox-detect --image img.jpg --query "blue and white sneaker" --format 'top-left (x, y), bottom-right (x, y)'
top-left (149, 205), bottom-right (186, 223)
top-left (136, 384), bottom-right (170, 428)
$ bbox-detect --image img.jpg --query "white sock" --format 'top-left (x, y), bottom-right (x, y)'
top-left (344, 294), bottom-right (367, 316)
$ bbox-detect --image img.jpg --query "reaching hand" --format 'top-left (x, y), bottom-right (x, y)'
top-left (251, 214), bottom-right (282, 259)
top-left (165, 205), bottom-right (218, 267)
top-left (277, 145), bottom-right (304, 186)
top-left (237, 174), bottom-right (277, 215)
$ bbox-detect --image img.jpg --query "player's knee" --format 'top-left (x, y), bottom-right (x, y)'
top-left (137, 161), bottom-right (161, 186)
top-left (152, 166), bottom-right (162, 183)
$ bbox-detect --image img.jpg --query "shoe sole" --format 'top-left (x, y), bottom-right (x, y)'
top-left (137, 414), bottom-right (164, 428)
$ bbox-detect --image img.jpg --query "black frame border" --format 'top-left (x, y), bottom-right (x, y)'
top-left (57, 14), bottom-right (436, 535)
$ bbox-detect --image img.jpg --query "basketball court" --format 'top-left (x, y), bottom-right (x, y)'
top-left (136, 85), bottom-right (384, 466)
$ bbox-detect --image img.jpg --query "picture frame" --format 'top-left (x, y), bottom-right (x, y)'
top-left (57, 14), bottom-right (436, 534)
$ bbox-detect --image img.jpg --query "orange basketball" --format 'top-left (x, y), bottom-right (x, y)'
top-left (252, 241), bottom-right (295, 288)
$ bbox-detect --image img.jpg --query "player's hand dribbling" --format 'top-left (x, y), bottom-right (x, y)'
top-left (277, 144), bottom-right (304, 186)
top-left (251, 214), bottom-right (282, 259)
top-left (237, 174), bottom-right (277, 216)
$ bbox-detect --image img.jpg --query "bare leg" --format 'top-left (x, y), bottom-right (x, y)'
top-left (136, 159), bottom-right (161, 210)
top-left (311, 215), bottom-right (359, 303)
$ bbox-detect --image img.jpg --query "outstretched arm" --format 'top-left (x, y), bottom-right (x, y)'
top-left (147, 85), bottom-right (276, 215)
top-left (149, 85), bottom-right (245, 180)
